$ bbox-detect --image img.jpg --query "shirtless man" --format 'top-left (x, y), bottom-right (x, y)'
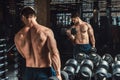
top-left (14, 7), bottom-right (62, 80)
top-left (66, 13), bottom-right (96, 58)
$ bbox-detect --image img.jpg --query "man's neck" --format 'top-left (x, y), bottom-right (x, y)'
top-left (26, 20), bottom-right (38, 28)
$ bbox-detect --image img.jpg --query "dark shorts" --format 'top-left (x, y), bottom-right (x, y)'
top-left (23, 67), bottom-right (56, 80)
top-left (73, 44), bottom-right (91, 57)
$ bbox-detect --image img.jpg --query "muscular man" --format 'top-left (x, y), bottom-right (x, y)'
top-left (66, 13), bottom-right (96, 58)
top-left (14, 7), bottom-right (62, 80)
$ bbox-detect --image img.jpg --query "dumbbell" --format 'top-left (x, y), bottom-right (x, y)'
top-left (0, 69), bottom-right (8, 76)
top-left (0, 77), bottom-right (9, 80)
top-left (75, 52), bottom-right (88, 64)
top-left (115, 54), bottom-right (120, 61)
top-left (112, 61), bottom-right (120, 80)
top-left (90, 47), bottom-right (97, 53)
top-left (102, 53), bottom-right (113, 65)
top-left (61, 70), bottom-right (69, 80)
top-left (48, 76), bottom-right (59, 80)
top-left (0, 62), bottom-right (8, 68)
top-left (95, 60), bottom-right (110, 80)
top-left (89, 52), bottom-right (101, 67)
top-left (0, 44), bottom-right (6, 47)
top-left (63, 59), bottom-right (78, 80)
top-left (0, 55), bottom-right (7, 60)
top-left (79, 59), bottom-right (94, 80)
top-left (71, 28), bottom-right (77, 35)
top-left (0, 49), bottom-right (7, 53)
top-left (112, 54), bottom-right (120, 80)
top-left (0, 39), bottom-right (6, 42)
top-left (63, 59), bottom-right (78, 73)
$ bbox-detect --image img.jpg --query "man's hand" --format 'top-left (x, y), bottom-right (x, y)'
top-left (90, 47), bottom-right (97, 53)
top-left (57, 75), bottom-right (62, 80)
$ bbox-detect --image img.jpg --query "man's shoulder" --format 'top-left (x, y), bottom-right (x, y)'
top-left (14, 28), bottom-right (25, 40)
top-left (37, 25), bottom-right (53, 35)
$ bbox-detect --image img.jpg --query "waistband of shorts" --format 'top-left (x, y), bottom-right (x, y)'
top-left (25, 67), bottom-right (52, 70)
top-left (75, 44), bottom-right (90, 46)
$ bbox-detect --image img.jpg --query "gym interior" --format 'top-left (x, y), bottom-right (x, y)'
top-left (0, 0), bottom-right (120, 80)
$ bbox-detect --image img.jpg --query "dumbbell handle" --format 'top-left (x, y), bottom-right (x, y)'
top-left (0, 69), bottom-right (8, 76)
top-left (0, 62), bottom-right (8, 68)
top-left (0, 39), bottom-right (6, 42)
top-left (75, 65), bottom-right (80, 74)
top-left (0, 49), bottom-right (7, 53)
top-left (0, 55), bottom-right (7, 60)
top-left (0, 77), bottom-right (9, 80)
top-left (0, 44), bottom-right (6, 47)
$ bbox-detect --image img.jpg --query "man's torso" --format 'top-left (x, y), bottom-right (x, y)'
top-left (16, 25), bottom-right (51, 68)
top-left (73, 22), bottom-right (89, 44)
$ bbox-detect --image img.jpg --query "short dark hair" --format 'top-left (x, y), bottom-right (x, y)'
top-left (71, 12), bottom-right (80, 18)
top-left (20, 6), bottom-right (36, 18)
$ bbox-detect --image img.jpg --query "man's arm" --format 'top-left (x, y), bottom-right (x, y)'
top-left (47, 29), bottom-right (62, 79)
top-left (66, 28), bottom-right (75, 43)
top-left (14, 34), bottom-right (25, 58)
top-left (87, 23), bottom-right (96, 48)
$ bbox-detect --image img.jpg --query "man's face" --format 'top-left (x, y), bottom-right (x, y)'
top-left (21, 15), bottom-right (28, 25)
top-left (71, 17), bottom-right (79, 25)
top-left (21, 15), bottom-right (36, 25)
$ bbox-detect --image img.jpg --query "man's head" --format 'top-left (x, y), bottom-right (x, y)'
top-left (20, 6), bottom-right (36, 18)
top-left (20, 6), bottom-right (37, 25)
top-left (71, 13), bottom-right (81, 25)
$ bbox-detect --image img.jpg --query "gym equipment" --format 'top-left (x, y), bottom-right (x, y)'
top-left (0, 62), bottom-right (8, 68)
top-left (112, 55), bottom-right (120, 80)
top-left (65, 59), bottom-right (78, 71)
top-left (71, 28), bottom-right (77, 35)
top-left (90, 47), bottom-right (97, 53)
top-left (63, 66), bottom-right (75, 76)
top-left (89, 52), bottom-right (101, 67)
top-left (79, 59), bottom-right (94, 80)
top-left (115, 54), bottom-right (120, 61)
top-left (63, 59), bottom-right (78, 80)
top-left (112, 61), bottom-right (120, 80)
top-left (61, 70), bottom-right (69, 80)
top-left (102, 53), bottom-right (113, 65)
top-left (48, 76), bottom-right (59, 80)
top-left (95, 60), bottom-right (110, 80)
top-left (75, 52), bottom-right (88, 64)
top-left (0, 38), bottom-right (8, 79)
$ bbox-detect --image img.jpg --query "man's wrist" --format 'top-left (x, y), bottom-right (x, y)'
top-left (55, 70), bottom-right (61, 76)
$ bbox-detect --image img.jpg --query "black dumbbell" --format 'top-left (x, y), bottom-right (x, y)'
top-left (90, 47), bottom-right (97, 53)
top-left (71, 28), bottom-right (77, 35)
top-left (75, 52), bottom-right (88, 64)
top-left (112, 55), bottom-right (120, 80)
top-left (89, 52), bottom-right (101, 67)
top-left (61, 70), bottom-right (69, 80)
top-left (115, 54), bottom-right (120, 61)
top-left (102, 53), bottom-right (113, 65)
top-left (65, 59), bottom-right (78, 71)
top-left (95, 60), bottom-right (110, 80)
top-left (0, 62), bottom-right (8, 68)
top-left (0, 55), bottom-right (7, 60)
top-left (79, 59), bottom-right (94, 80)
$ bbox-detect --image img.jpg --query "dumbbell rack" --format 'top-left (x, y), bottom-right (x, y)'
top-left (0, 38), bottom-right (8, 80)
top-left (13, 47), bottom-right (25, 80)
